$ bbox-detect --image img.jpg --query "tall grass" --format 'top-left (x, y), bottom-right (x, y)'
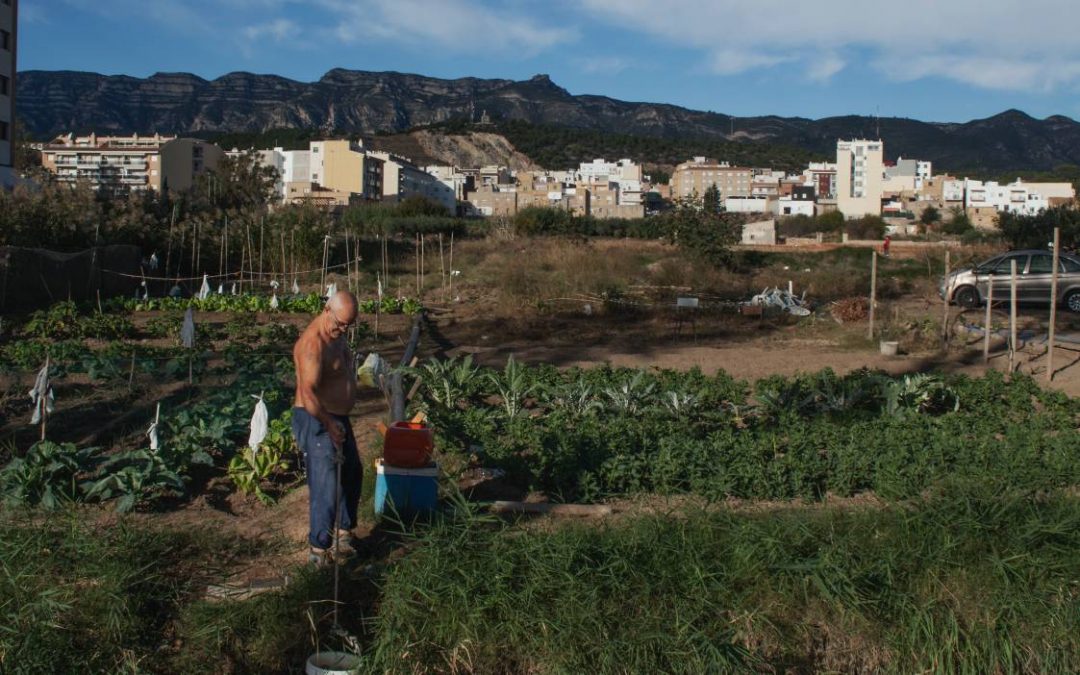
top-left (364, 486), bottom-right (1080, 674)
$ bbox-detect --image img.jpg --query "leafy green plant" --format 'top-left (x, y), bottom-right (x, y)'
top-left (227, 412), bottom-right (295, 505)
top-left (84, 449), bottom-right (186, 512)
top-left (0, 441), bottom-right (99, 509)
top-left (885, 374), bottom-right (960, 415)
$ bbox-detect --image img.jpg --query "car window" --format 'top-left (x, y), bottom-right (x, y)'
top-left (1062, 257), bottom-right (1080, 273)
top-left (991, 255), bottom-right (1025, 274)
top-left (1028, 254), bottom-right (1055, 274)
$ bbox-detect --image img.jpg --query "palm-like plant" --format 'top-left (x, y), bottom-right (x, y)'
top-left (488, 356), bottom-right (536, 420)
top-left (604, 371), bottom-right (657, 413)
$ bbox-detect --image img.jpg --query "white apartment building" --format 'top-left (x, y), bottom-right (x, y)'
top-left (963, 179), bottom-right (1049, 216)
top-left (369, 150), bottom-right (456, 213)
top-left (887, 158), bottom-right (932, 190)
top-left (0, 0), bottom-right (17, 188)
top-left (836, 139), bottom-right (884, 218)
top-left (41, 133), bottom-right (223, 195)
top-left (425, 165), bottom-right (474, 203)
top-left (803, 162), bottom-right (837, 199)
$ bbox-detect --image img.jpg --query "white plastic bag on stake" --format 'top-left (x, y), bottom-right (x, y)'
top-left (291, 278), bottom-right (300, 295)
top-left (231, 282), bottom-right (238, 296)
top-left (180, 308), bottom-right (195, 349)
top-left (197, 274), bottom-right (211, 300)
top-left (326, 282), bottom-right (337, 299)
top-left (270, 293), bottom-right (279, 310)
top-left (147, 403), bottom-right (161, 450)
top-left (28, 362), bottom-right (54, 425)
top-left (217, 283), bottom-right (224, 295)
top-left (248, 393), bottom-right (268, 451)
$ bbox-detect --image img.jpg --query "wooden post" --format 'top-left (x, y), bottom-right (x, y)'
top-left (448, 232), bottom-right (455, 301)
top-left (128, 350), bottom-right (136, 391)
top-left (1009, 259), bottom-right (1018, 374)
top-left (344, 229), bottom-right (352, 294)
top-left (1047, 227), bottom-right (1061, 382)
top-left (321, 235), bottom-right (329, 293)
top-left (258, 216), bottom-right (265, 280)
top-left (421, 234), bottom-right (425, 294)
top-left (439, 233), bottom-right (446, 300)
top-left (415, 234), bottom-right (420, 296)
top-left (941, 249), bottom-right (951, 346)
top-left (983, 274), bottom-right (993, 363)
top-left (238, 244), bottom-right (247, 294)
top-left (868, 251), bottom-right (877, 340)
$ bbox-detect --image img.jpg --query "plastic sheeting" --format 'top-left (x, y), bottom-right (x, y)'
top-left (357, 352), bottom-right (386, 388)
top-left (197, 274), bottom-right (211, 300)
top-left (28, 363), bottom-right (55, 425)
top-left (147, 403), bottom-right (161, 450)
top-left (248, 394), bottom-right (268, 451)
top-left (181, 308), bottom-right (195, 349)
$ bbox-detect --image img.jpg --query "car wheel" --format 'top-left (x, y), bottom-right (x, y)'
top-left (1066, 290), bottom-right (1080, 313)
top-left (954, 286), bottom-right (979, 308)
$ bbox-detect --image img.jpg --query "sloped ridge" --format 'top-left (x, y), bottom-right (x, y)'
top-left (15, 68), bottom-right (1080, 171)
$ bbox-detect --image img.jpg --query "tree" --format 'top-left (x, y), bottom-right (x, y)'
top-left (942, 206), bottom-right (973, 235)
top-left (816, 210), bottom-right (845, 232)
top-left (920, 205), bottom-right (940, 226)
top-left (661, 199), bottom-right (743, 267)
top-left (997, 207), bottom-right (1080, 249)
top-left (702, 184), bottom-right (722, 214)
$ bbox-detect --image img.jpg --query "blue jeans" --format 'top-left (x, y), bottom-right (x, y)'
top-left (292, 407), bottom-right (362, 550)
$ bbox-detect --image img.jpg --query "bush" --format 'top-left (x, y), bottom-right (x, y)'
top-left (844, 215), bottom-right (887, 239)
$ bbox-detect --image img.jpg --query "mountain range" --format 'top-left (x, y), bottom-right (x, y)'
top-left (16, 68), bottom-right (1080, 172)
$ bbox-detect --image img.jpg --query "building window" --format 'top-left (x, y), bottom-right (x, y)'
top-left (0, 120), bottom-right (8, 142)
top-left (0, 30), bottom-right (9, 51)
top-left (0, 75), bottom-right (7, 96)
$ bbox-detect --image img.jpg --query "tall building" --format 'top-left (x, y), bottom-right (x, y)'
top-left (40, 133), bottom-right (223, 196)
top-left (309, 140), bottom-right (383, 201)
top-left (0, 0), bottom-right (17, 188)
top-left (368, 150), bottom-right (456, 213)
top-left (670, 157), bottom-right (752, 201)
top-left (835, 140), bottom-right (884, 218)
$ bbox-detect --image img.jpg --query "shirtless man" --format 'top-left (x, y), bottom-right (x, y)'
top-left (292, 290), bottom-right (361, 564)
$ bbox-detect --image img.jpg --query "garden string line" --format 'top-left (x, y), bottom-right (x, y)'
top-left (98, 261), bottom-right (354, 284)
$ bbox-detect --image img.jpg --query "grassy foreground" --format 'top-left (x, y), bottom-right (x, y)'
top-left (2, 487), bottom-right (1079, 673)
top-left (367, 487), bottom-right (1080, 674)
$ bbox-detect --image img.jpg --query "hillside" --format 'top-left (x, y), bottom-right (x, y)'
top-left (16, 69), bottom-right (1080, 172)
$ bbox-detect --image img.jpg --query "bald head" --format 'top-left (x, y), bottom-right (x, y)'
top-left (323, 290), bottom-right (358, 339)
top-left (327, 290), bottom-right (358, 315)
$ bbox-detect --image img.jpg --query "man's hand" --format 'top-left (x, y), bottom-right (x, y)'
top-left (327, 419), bottom-right (346, 449)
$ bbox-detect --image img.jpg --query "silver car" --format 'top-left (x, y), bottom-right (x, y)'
top-left (941, 249), bottom-right (1080, 312)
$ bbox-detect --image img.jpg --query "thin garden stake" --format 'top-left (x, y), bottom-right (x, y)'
top-left (129, 350), bottom-right (136, 391)
top-left (1047, 227), bottom-right (1061, 382)
top-left (941, 249), bottom-right (950, 346)
top-left (259, 217), bottom-right (265, 280)
top-left (983, 274), bottom-right (993, 363)
top-left (415, 234), bottom-right (420, 296)
top-left (1010, 259), bottom-right (1018, 374)
top-left (40, 355), bottom-right (50, 441)
top-left (439, 233), bottom-right (446, 300)
top-left (448, 232), bottom-right (455, 301)
top-left (868, 251), bottom-right (877, 340)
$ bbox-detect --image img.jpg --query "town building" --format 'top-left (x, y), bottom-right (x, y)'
top-left (425, 165), bottom-right (476, 205)
top-left (803, 162), bottom-right (837, 199)
top-left (961, 179), bottom-right (1074, 216)
top-left (887, 158), bottom-right (932, 191)
top-left (671, 157), bottom-right (752, 201)
top-left (40, 133), bottom-right (224, 196)
top-left (835, 139), bottom-right (884, 218)
top-left (368, 150), bottom-right (456, 213)
top-left (0, 0), bottom-right (16, 188)
top-left (466, 185), bottom-right (517, 217)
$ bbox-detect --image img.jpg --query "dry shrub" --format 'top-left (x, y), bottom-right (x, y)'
top-left (831, 297), bottom-right (869, 322)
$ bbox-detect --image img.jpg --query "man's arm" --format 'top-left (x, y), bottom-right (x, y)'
top-left (295, 340), bottom-right (345, 446)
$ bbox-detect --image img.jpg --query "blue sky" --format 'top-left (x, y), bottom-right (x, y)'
top-left (18, 0), bottom-right (1080, 123)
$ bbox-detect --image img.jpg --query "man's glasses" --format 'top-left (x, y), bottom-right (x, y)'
top-left (328, 309), bottom-right (355, 331)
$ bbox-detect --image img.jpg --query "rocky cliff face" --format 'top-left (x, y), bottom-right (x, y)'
top-left (17, 69), bottom-right (1080, 171)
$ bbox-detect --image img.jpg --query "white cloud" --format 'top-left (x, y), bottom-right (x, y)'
top-left (316, 0), bottom-right (577, 56)
top-left (579, 0), bottom-right (1080, 92)
top-left (578, 56), bottom-right (633, 75)
top-left (243, 18), bottom-right (297, 43)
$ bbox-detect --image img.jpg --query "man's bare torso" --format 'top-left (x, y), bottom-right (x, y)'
top-left (293, 320), bottom-right (355, 416)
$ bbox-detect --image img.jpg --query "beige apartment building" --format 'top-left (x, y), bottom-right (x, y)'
top-left (0, 0), bottom-right (17, 188)
top-left (309, 140), bottom-right (383, 201)
top-left (40, 133), bottom-right (224, 196)
top-left (467, 185), bottom-right (518, 217)
top-left (670, 157), bottom-right (752, 201)
top-left (836, 140), bottom-right (884, 218)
